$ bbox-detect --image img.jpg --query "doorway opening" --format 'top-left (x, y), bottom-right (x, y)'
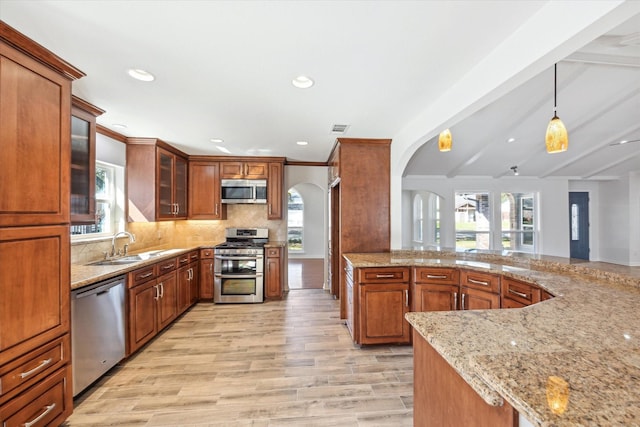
top-left (287, 184), bottom-right (325, 290)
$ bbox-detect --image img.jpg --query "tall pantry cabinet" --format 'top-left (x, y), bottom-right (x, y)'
top-left (0, 22), bottom-right (84, 426)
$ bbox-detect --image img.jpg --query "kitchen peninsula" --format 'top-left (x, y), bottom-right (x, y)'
top-left (343, 250), bottom-right (640, 426)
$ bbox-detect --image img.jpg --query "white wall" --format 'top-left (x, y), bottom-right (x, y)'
top-left (402, 176), bottom-right (570, 257)
top-left (96, 133), bottom-right (126, 166)
top-left (630, 172), bottom-right (640, 266)
top-left (599, 177), bottom-right (631, 265)
top-left (285, 165), bottom-right (328, 259)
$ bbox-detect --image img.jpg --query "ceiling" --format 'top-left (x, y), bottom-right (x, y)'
top-left (1, 1), bottom-right (639, 179)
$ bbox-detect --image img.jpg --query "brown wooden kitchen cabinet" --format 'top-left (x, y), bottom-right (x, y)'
top-left (127, 257), bottom-right (179, 355)
top-left (347, 266), bottom-right (411, 345)
top-left (70, 96), bottom-right (105, 224)
top-left (0, 22), bottom-right (83, 426)
top-left (267, 162), bottom-right (283, 220)
top-left (220, 161), bottom-right (268, 179)
top-left (460, 270), bottom-right (501, 310)
top-left (126, 138), bottom-right (188, 221)
top-left (177, 251), bottom-right (199, 314)
top-left (413, 267), bottom-right (460, 312)
top-left (328, 139), bottom-right (391, 317)
top-left (501, 277), bottom-right (541, 307)
top-left (265, 246), bottom-right (284, 299)
top-left (199, 248), bottom-right (215, 301)
top-left (188, 161), bottom-right (226, 220)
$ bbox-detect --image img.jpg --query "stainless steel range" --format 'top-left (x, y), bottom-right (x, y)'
top-left (214, 228), bottom-right (268, 303)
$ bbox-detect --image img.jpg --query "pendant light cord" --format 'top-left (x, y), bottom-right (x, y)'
top-left (553, 63), bottom-right (557, 116)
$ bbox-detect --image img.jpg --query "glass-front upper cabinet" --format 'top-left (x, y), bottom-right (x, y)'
top-left (71, 96), bottom-right (104, 224)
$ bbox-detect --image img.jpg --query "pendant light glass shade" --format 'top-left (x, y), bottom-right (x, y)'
top-left (438, 129), bottom-right (452, 152)
top-left (546, 64), bottom-right (568, 153)
top-left (545, 115), bottom-right (568, 153)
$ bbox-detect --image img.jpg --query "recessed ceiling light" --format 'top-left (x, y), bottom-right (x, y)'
top-left (619, 140), bottom-right (629, 144)
top-left (210, 138), bottom-right (224, 143)
top-left (292, 75), bottom-right (314, 89)
top-left (507, 137), bottom-right (516, 143)
top-left (112, 123), bottom-right (127, 129)
top-left (296, 141), bottom-right (308, 146)
top-left (127, 68), bottom-right (155, 82)
top-left (216, 146), bottom-right (230, 154)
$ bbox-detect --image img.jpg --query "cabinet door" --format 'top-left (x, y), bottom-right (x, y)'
top-left (189, 264), bottom-right (199, 305)
top-left (174, 156), bottom-right (188, 219)
top-left (128, 280), bottom-right (158, 355)
top-left (157, 149), bottom-right (175, 219)
top-left (414, 283), bottom-right (459, 312)
top-left (188, 161), bottom-right (225, 219)
top-left (177, 265), bottom-right (191, 315)
top-left (359, 284), bottom-right (410, 344)
top-left (0, 225), bottom-right (70, 362)
top-left (265, 248), bottom-right (282, 299)
top-left (70, 107), bottom-right (96, 224)
top-left (244, 162), bottom-right (268, 179)
top-left (461, 287), bottom-right (500, 310)
top-left (199, 258), bottom-right (214, 300)
top-left (157, 272), bottom-right (178, 330)
top-left (0, 49), bottom-right (71, 226)
top-left (267, 162), bottom-right (283, 219)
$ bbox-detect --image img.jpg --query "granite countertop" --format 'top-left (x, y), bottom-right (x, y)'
top-left (344, 251), bottom-right (640, 426)
top-left (71, 241), bottom-right (285, 290)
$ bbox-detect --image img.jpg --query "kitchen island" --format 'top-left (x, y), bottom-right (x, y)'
top-left (343, 250), bottom-right (640, 426)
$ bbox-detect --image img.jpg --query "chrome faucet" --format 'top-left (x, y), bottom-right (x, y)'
top-left (111, 231), bottom-right (136, 257)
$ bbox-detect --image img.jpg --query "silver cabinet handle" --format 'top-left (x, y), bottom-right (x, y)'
top-left (508, 289), bottom-right (529, 299)
top-left (376, 274), bottom-right (395, 278)
top-left (24, 403), bottom-right (56, 427)
top-left (154, 285), bottom-right (160, 300)
top-left (427, 274), bottom-right (447, 279)
top-left (405, 289), bottom-right (409, 307)
top-left (215, 203), bottom-right (219, 216)
top-left (453, 292), bottom-right (458, 310)
top-left (20, 358), bottom-right (53, 379)
top-left (139, 272), bottom-right (153, 279)
top-left (179, 257), bottom-right (189, 264)
top-left (159, 282), bottom-right (164, 298)
top-left (268, 204), bottom-right (272, 215)
top-left (161, 263), bottom-right (174, 270)
top-left (468, 278), bottom-right (489, 286)
top-left (461, 293), bottom-right (466, 310)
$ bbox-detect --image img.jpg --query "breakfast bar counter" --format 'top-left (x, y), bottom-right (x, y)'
top-left (343, 250), bottom-right (640, 426)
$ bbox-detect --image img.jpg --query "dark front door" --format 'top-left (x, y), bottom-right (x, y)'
top-left (569, 192), bottom-right (590, 260)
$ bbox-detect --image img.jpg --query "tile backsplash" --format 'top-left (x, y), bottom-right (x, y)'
top-left (71, 204), bottom-right (286, 264)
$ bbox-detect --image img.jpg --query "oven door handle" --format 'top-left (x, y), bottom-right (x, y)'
top-left (215, 255), bottom-right (263, 261)
top-left (215, 274), bottom-right (263, 279)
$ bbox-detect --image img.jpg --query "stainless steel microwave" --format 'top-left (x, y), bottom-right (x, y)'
top-left (221, 179), bottom-right (267, 204)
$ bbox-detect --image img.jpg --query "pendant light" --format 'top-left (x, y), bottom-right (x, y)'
top-left (545, 64), bottom-right (568, 153)
top-left (438, 129), bottom-right (452, 152)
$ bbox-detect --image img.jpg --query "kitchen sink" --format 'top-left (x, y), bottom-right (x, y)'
top-left (88, 256), bottom-right (144, 266)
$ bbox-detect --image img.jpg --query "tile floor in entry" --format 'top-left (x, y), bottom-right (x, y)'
top-left (64, 289), bottom-right (413, 426)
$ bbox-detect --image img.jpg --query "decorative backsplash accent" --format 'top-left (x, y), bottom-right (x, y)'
top-left (71, 204), bottom-right (286, 265)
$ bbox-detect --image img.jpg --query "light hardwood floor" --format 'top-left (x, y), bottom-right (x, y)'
top-left (64, 289), bottom-right (413, 426)
top-left (288, 259), bottom-right (325, 289)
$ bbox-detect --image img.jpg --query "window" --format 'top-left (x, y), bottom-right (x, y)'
top-left (71, 161), bottom-right (123, 238)
top-left (455, 192), bottom-right (491, 250)
top-left (501, 192), bottom-right (536, 252)
top-left (413, 194), bottom-right (423, 243)
top-left (287, 189), bottom-right (303, 252)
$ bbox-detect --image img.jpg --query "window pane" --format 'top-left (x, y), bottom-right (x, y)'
top-left (455, 192), bottom-right (490, 250)
top-left (288, 189), bottom-right (303, 251)
top-left (501, 192), bottom-right (535, 252)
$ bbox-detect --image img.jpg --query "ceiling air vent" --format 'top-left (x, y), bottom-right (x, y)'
top-left (331, 124), bottom-right (350, 134)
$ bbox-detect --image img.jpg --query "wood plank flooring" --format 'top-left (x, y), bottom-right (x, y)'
top-left (288, 259), bottom-right (325, 289)
top-left (63, 289), bottom-right (413, 426)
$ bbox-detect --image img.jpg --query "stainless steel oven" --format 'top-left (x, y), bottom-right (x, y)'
top-left (214, 228), bottom-right (268, 303)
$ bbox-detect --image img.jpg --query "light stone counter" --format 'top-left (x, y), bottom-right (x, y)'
top-left (344, 251), bottom-right (640, 427)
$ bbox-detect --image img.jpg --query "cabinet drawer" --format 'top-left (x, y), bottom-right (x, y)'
top-left (502, 278), bottom-right (541, 306)
top-left (0, 335), bottom-right (70, 404)
top-left (502, 298), bottom-right (527, 309)
top-left (414, 267), bottom-right (459, 284)
top-left (200, 248), bottom-right (214, 259)
top-left (358, 267), bottom-right (409, 283)
top-left (188, 250), bottom-right (199, 263)
top-left (0, 366), bottom-right (71, 427)
top-left (266, 247), bottom-right (281, 257)
top-left (129, 265), bottom-right (157, 287)
top-left (177, 253), bottom-right (191, 266)
top-left (157, 257), bottom-right (177, 274)
top-left (460, 270), bottom-right (500, 293)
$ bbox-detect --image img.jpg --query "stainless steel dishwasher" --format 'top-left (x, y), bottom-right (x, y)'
top-left (71, 275), bottom-right (126, 396)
